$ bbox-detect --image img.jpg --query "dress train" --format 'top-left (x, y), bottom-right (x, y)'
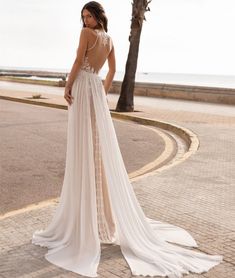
top-left (32, 70), bottom-right (222, 277)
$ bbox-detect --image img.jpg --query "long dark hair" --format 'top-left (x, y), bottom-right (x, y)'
top-left (81, 1), bottom-right (108, 32)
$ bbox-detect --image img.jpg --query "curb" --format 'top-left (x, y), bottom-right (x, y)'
top-left (110, 111), bottom-right (199, 152)
top-left (110, 111), bottom-right (199, 182)
top-left (0, 95), bottom-right (68, 110)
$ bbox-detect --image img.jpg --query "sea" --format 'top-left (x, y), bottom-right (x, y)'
top-left (1, 66), bottom-right (235, 89)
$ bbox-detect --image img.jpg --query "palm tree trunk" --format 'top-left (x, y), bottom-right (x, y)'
top-left (116, 0), bottom-right (151, 112)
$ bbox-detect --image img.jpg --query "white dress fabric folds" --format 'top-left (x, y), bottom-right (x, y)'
top-left (32, 70), bottom-right (223, 277)
top-left (32, 70), bottom-right (222, 278)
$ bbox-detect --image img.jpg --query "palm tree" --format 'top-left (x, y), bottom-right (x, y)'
top-left (116, 0), bottom-right (151, 112)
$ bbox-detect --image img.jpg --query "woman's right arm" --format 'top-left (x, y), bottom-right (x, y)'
top-left (66, 28), bottom-right (89, 89)
top-left (103, 45), bottom-right (116, 95)
top-left (64, 28), bottom-right (88, 105)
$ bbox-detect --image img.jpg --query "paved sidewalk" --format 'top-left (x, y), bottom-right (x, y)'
top-left (0, 84), bottom-right (235, 277)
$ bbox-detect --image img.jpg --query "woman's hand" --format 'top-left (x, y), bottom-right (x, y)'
top-left (64, 87), bottom-right (74, 105)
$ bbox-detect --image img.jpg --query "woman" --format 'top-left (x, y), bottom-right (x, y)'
top-left (32, 2), bottom-right (222, 277)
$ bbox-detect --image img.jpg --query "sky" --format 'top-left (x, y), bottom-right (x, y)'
top-left (0, 0), bottom-right (235, 75)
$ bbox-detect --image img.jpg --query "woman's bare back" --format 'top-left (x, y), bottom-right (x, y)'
top-left (81, 28), bottom-right (112, 74)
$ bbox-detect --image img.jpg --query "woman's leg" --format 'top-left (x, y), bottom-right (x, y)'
top-left (90, 94), bottom-right (116, 243)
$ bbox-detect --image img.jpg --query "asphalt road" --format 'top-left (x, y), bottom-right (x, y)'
top-left (0, 100), bottom-right (165, 214)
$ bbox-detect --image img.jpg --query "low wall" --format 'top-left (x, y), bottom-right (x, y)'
top-left (0, 76), bottom-right (65, 87)
top-left (1, 71), bottom-right (235, 105)
top-left (110, 81), bottom-right (235, 105)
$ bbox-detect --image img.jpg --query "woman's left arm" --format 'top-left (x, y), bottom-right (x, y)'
top-left (64, 28), bottom-right (88, 105)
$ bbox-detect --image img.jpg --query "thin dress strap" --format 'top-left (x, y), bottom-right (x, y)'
top-left (87, 33), bottom-right (99, 51)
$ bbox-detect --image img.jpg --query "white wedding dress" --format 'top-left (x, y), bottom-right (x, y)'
top-left (32, 29), bottom-right (222, 277)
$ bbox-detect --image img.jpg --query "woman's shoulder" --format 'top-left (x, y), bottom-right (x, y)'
top-left (79, 28), bottom-right (98, 44)
top-left (80, 27), bottom-right (94, 36)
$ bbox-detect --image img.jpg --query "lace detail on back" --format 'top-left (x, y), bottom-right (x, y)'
top-left (81, 56), bottom-right (96, 74)
top-left (95, 29), bottom-right (109, 46)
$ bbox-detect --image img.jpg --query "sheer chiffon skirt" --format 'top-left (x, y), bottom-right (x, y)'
top-left (32, 70), bottom-right (222, 277)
